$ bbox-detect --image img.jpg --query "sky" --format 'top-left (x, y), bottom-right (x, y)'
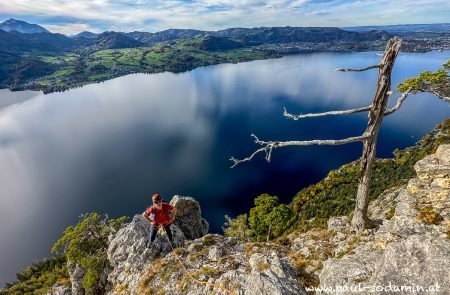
top-left (0, 0), bottom-right (449, 35)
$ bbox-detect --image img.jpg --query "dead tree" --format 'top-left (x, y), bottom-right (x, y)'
top-left (231, 37), bottom-right (410, 231)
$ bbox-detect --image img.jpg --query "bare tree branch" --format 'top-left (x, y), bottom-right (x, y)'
top-left (284, 89), bottom-right (412, 120)
top-left (230, 134), bottom-right (369, 168)
top-left (283, 105), bottom-right (372, 120)
top-left (405, 86), bottom-right (450, 103)
top-left (384, 88), bottom-right (411, 116)
top-left (430, 89), bottom-right (450, 102)
top-left (335, 63), bottom-right (382, 72)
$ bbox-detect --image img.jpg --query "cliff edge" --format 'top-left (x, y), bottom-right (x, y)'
top-left (44, 145), bottom-right (449, 295)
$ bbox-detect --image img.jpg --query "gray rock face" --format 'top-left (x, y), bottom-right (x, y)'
top-left (170, 195), bottom-right (209, 240)
top-left (106, 215), bottom-right (184, 294)
top-left (368, 186), bottom-right (403, 220)
top-left (47, 284), bottom-right (72, 295)
top-left (243, 252), bottom-right (305, 295)
top-left (68, 263), bottom-right (85, 295)
top-left (65, 262), bottom-right (109, 295)
top-left (370, 235), bottom-right (449, 291)
top-left (208, 245), bottom-right (224, 261)
top-left (414, 145), bottom-right (450, 222)
top-left (137, 234), bottom-right (306, 295)
top-left (319, 144), bottom-right (450, 295)
top-left (327, 216), bottom-right (350, 232)
top-left (106, 196), bottom-right (206, 294)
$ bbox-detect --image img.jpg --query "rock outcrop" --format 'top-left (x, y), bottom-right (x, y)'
top-left (106, 196), bottom-right (206, 294)
top-left (106, 215), bottom-right (185, 294)
top-left (170, 195), bottom-right (209, 240)
top-left (46, 283), bottom-right (71, 295)
top-left (136, 234), bottom-right (306, 295)
top-left (67, 263), bottom-right (85, 295)
top-left (319, 144), bottom-right (450, 294)
top-left (65, 261), bottom-right (110, 295)
top-left (103, 195), bottom-right (303, 295)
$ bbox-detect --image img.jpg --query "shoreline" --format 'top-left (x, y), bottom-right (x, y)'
top-left (3, 48), bottom-right (449, 95)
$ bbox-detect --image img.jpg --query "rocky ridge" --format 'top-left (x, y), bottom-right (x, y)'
top-left (46, 145), bottom-right (449, 295)
top-left (318, 144), bottom-right (450, 294)
top-left (106, 196), bottom-right (208, 294)
top-left (105, 194), bottom-right (305, 295)
top-left (48, 197), bottom-right (305, 295)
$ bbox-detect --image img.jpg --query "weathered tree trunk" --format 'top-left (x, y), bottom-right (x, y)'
top-left (232, 37), bottom-right (406, 232)
top-left (267, 223), bottom-right (272, 242)
top-left (350, 37), bottom-right (402, 231)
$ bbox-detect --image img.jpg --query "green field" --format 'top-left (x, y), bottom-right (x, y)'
top-left (16, 40), bottom-right (276, 93)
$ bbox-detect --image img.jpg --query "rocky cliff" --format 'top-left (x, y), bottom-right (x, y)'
top-left (318, 144), bottom-right (449, 294)
top-left (93, 194), bottom-right (302, 295)
top-left (44, 145), bottom-right (449, 295)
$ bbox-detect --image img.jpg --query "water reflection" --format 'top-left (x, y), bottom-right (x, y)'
top-left (0, 89), bottom-right (41, 111)
top-left (0, 50), bottom-right (449, 284)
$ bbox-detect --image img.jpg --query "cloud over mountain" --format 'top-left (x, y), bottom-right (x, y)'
top-left (0, 0), bottom-right (449, 34)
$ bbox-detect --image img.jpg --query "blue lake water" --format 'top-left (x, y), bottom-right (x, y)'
top-left (0, 50), bottom-right (449, 284)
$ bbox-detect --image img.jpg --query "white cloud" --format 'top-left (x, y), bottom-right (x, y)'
top-left (0, 0), bottom-right (449, 33)
top-left (43, 23), bottom-right (99, 34)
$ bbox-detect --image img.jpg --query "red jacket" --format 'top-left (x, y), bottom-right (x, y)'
top-left (144, 203), bottom-right (174, 225)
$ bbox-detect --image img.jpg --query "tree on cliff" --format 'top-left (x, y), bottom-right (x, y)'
top-left (224, 194), bottom-right (295, 242)
top-left (51, 213), bottom-right (128, 293)
top-left (398, 59), bottom-right (450, 100)
top-left (231, 37), bottom-right (450, 231)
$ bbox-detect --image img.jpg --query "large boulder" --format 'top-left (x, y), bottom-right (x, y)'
top-left (170, 195), bottom-right (209, 240)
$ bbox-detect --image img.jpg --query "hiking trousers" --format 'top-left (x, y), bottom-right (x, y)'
top-left (149, 224), bottom-right (173, 242)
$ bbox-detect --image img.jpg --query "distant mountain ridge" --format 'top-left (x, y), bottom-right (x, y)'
top-left (2, 18), bottom-right (449, 37)
top-left (0, 30), bottom-right (90, 54)
top-left (209, 27), bottom-right (390, 46)
top-left (126, 29), bottom-right (205, 44)
top-left (0, 29), bottom-right (143, 54)
top-left (0, 20), bottom-right (393, 54)
top-left (73, 31), bottom-right (98, 39)
top-left (95, 31), bottom-right (143, 49)
top-left (0, 18), bottom-right (49, 34)
top-left (124, 27), bottom-right (390, 46)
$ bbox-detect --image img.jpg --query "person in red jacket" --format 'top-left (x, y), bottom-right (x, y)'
top-left (142, 194), bottom-right (177, 245)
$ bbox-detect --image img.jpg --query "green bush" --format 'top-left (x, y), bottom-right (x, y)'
top-left (3, 255), bottom-right (68, 295)
top-left (223, 213), bottom-right (252, 242)
top-left (225, 194), bottom-right (295, 242)
top-left (52, 213), bottom-right (128, 292)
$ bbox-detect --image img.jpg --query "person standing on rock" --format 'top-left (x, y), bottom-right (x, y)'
top-left (142, 194), bottom-right (177, 245)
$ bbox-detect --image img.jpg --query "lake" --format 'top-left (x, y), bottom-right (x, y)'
top-left (0, 50), bottom-right (449, 284)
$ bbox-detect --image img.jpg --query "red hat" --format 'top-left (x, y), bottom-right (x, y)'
top-left (152, 194), bottom-right (162, 202)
